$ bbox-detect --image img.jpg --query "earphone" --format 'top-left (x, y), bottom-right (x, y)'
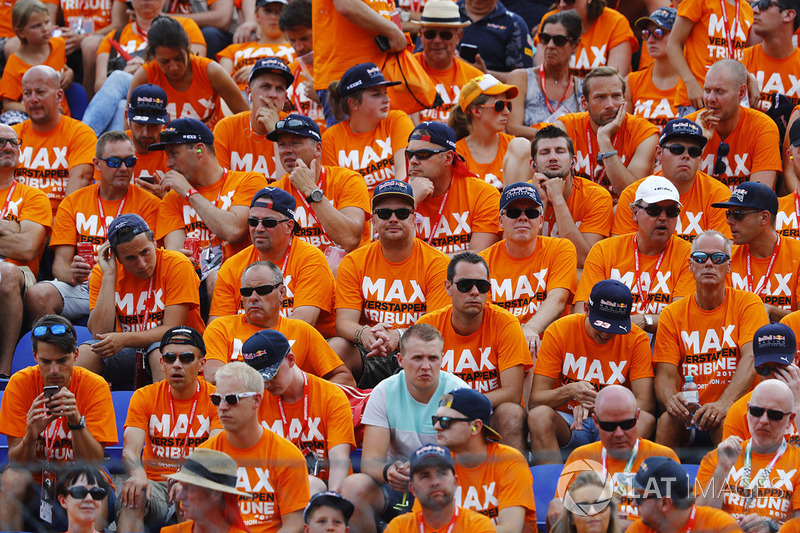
top-left (197, 148), bottom-right (202, 154)
top-left (472, 426), bottom-right (477, 431)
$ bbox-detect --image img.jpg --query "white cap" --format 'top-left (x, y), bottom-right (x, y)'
top-left (634, 175), bottom-right (682, 206)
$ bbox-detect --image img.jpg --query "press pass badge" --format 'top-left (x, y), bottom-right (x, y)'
top-left (40, 470), bottom-right (55, 522)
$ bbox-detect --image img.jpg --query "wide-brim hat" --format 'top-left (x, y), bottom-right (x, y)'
top-left (167, 449), bottom-right (252, 497)
top-left (413, 0), bottom-right (470, 28)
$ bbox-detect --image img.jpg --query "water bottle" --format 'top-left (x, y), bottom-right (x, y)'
top-left (682, 375), bottom-right (701, 429)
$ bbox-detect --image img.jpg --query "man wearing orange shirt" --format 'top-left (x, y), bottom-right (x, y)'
top-left (126, 84), bottom-right (169, 195)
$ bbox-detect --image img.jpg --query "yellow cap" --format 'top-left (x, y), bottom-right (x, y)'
top-left (458, 74), bottom-right (519, 112)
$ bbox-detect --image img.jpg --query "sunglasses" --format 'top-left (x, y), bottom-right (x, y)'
top-left (0, 137), bottom-right (21, 148)
top-left (210, 392), bottom-right (259, 406)
top-left (596, 417), bottom-right (637, 432)
top-left (32, 324), bottom-right (69, 337)
top-left (405, 148), bottom-right (449, 161)
top-left (422, 29), bottom-right (455, 40)
top-left (539, 32), bottom-right (572, 47)
top-left (663, 144), bottom-right (703, 158)
top-left (102, 156), bottom-right (138, 168)
top-left (477, 100), bottom-right (512, 113)
top-left (432, 415), bottom-right (472, 429)
top-left (162, 352), bottom-right (197, 364)
top-left (452, 278), bottom-right (491, 294)
top-left (239, 282), bottom-right (282, 297)
top-left (748, 404), bottom-right (791, 421)
top-left (750, 0), bottom-right (789, 9)
top-left (725, 209), bottom-right (761, 221)
top-left (714, 142), bottom-right (730, 176)
top-left (690, 251), bottom-right (730, 264)
top-left (247, 217), bottom-right (291, 228)
top-left (641, 28), bottom-right (666, 41)
top-left (504, 207), bottom-right (540, 219)
top-left (374, 208), bottom-right (414, 220)
top-left (633, 493), bottom-right (657, 504)
top-left (274, 118), bottom-right (309, 130)
top-left (756, 365), bottom-right (783, 376)
top-left (573, 498), bottom-right (612, 515)
top-left (66, 486), bottom-right (107, 501)
top-left (635, 203), bottom-right (681, 218)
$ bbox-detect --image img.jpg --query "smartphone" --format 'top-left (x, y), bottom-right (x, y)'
top-left (460, 44), bottom-right (479, 63)
top-left (43, 385), bottom-right (58, 403)
top-left (138, 176), bottom-right (155, 184)
top-left (375, 35), bottom-right (391, 52)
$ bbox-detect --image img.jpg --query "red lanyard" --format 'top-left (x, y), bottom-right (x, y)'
top-left (426, 190), bottom-right (450, 245)
top-left (276, 372), bottom-right (308, 445)
top-left (682, 506), bottom-right (697, 533)
top-left (96, 186), bottom-right (129, 239)
top-left (43, 418), bottom-right (64, 461)
top-left (135, 276), bottom-right (155, 332)
top-left (746, 234), bottom-right (781, 296)
top-left (418, 507), bottom-right (458, 533)
top-left (719, 0), bottom-right (741, 59)
top-left (540, 65), bottom-right (573, 115)
top-left (168, 381), bottom-right (200, 459)
top-left (585, 127), bottom-right (617, 187)
top-left (793, 191), bottom-right (800, 232)
top-left (0, 180), bottom-right (16, 220)
top-left (633, 236), bottom-right (666, 311)
top-left (279, 240), bottom-right (293, 276)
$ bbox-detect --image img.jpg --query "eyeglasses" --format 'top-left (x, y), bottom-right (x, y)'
top-left (239, 282), bottom-right (282, 297)
top-left (452, 278), bottom-right (491, 294)
top-left (725, 209), bottom-right (761, 221)
top-left (422, 29), bottom-right (455, 40)
top-left (431, 415), bottom-right (472, 429)
top-left (210, 392), bottom-right (259, 406)
top-left (0, 137), bottom-right (21, 148)
top-left (539, 32), bottom-right (572, 47)
top-left (66, 486), bottom-right (107, 501)
top-left (596, 417), bottom-right (637, 432)
top-left (102, 156), bottom-right (138, 168)
top-left (247, 217), bottom-right (291, 228)
top-left (274, 118), bottom-right (309, 130)
top-left (374, 208), bottom-right (414, 220)
top-left (663, 144), bottom-right (703, 158)
top-left (477, 100), bottom-right (512, 113)
top-left (748, 404), bottom-right (791, 421)
top-left (405, 148), bottom-right (449, 161)
top-left (162, 352), bottom-right (197, 364)
top-left (750, 0), bottom-right (788, 10)
top-left (756, 365), bottom-right (783, 376)
top-left (573, 498), bottom-right (612, 515)
top-left (32, 324), bottom-right (69, 338)
top-left (635, 203), bottom-right (681, 218)
top-left (714, 142), bottom-right (730, 176)
top-left (504, 207), bottom-right (540, 219)
top-left (641, 28), bottom-right (666, 41)
top-left (690, 251), bottom-right (730, 264)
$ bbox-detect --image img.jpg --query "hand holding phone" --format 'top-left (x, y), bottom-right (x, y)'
top-left (460, 44), bottom-right (479, 63)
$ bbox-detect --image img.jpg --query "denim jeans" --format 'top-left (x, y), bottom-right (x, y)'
top-left (82, 70), bottom-right (132, 135)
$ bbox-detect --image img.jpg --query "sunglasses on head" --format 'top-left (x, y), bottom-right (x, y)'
top-left (405, 148), bottom-right (449, 161)
top-left (66, 486), bottom-right (107, 501)
top-left (374, 207), bottom-right (413, 220)
top-left (725, 209), bottom-right (761, 221)
top-left (750, 0), bottom-right (789, 10)
top-left (477, 100), bottom-right (512, 113)
top-left (690, 251), bottom-right (730, 264)
top-left (641, 27), bottom-right (666, 41)
top-left (0, 137), bottom-right (21, 148)
top-left (239, 282), bottom-right (282, 297)
top-left (635, 203), bottom-right (681, 218)
top-left (714, 142), bottom-right (730, 176)
top-left (663, 144), bottom-right (703, 158)
top-left (596, 417), bottom-right (637, 432)
top-left (274, 118), bottom-right (308, 130)
top-left (422, 29), bottom-right (455, 40)
top-left (756, 365), bottom-right (783, 376)
top-left (432, 415), bottom-right (472, 429)
top-left (539, 32), bottom-right (572, 47)
top-left (162, 352), bottom-right (197, 364)
top-left (210, 392), bottom-right (259, 406)
top-left (32, 324), bottom-right (69, 338)
top-left (452, 278), bottom-right (491, 294)
top-left (247, 217), bottom-right (290, 228)
top-left (102, 156), bottom-right (138, 169)
top-left (748, 404), bottom-right (791, 421)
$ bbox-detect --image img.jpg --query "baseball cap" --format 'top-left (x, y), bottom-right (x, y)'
top-left (371, 179), bottom-right (415, 209)
top-left (634, 175), bottom-right (682, 206)
top-left (240, 330), bottom-right (291, 381)
top-left (459, 74), bottom-right (519, 111)
top-left (710, 182), bottom-right (779, 215)
top-left (439, 388), bottom-right (501, 440)
top-left (255, 0), bottom-right (287, 6)
top-left (265, 114), bottom-right (321, 142)
top-left (416, 0), bottom-right (470, 27)
top-left (303, 491), bottom-right (354, 524)
top-left (658, 117), bottom-right (707, 148)
top-left (249, 56), bottom-right (294, 87)
top-left (409, 121), bottom-right (457, 151)
top-left (587, 280), bottom-right (633, 335)
top-left (339, 63), bottom-right (401, 98)
top-left (635, 6), bottom-right (677, 31)
top-left (633, 457), bottom-right (691, 500)
top-left (500, 182), bottom-right (542, 210)
top-left (160, 326), bottom-right (206, 356)
top-left (108, 214), bottom-right (150, 248)
top-left (753, 323), bottom-right (796, 367)
top-left (409, 444), bottom-right (455, 475)
top-left (128, 84), bottom-right (169, 125)
top-left (790, 119), bottom-right (800, 147)
top-left (148, 118), bottom-right (214, 151)
top-left (250, 187), bottom-right (297, 220)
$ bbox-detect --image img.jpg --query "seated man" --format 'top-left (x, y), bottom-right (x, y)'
top-left (530, 280), bottom-right (655, 464)
top-left (126, 85), bottom-right (169, 190)
top-left (77, 214), bottom-right (205, 388)
top-left (0, 315), bottom-right (117, 532)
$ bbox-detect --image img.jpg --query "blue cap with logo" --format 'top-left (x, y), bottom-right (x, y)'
top-left (409, 444), bottom-right (454, 475)
top-left (265, 114), bottom-right (321, 142)
top-left (440, 388), bottom-right (501, 440)
top-left (249, 56), bottom-right (294, 87)
top-left (148, 118), bottom-right (214, 150)
top-left (659, 117), bottom-right (707, 147)
top-left (633, 457), bottom-right (690, 500)
top-left (128, 84), bottom-right (169, 125)
top-left (108, 214), bottom-right (150, 248)
top-left (241, 330), bottom-right (291, 382)
top-left (409, 121), bottom-right (457, 151)
top-left (250, 187), bottom-right (297, 220)
top-left (587, 279), bottom-right (633, 335)
top-left (753, 323), bottom-right (796, 367)
top-left (711, 181), bottom-right (779, 215)
top-left (371, 179), bottom-right (415, 209)
top-left (500, 182), bottom-right (542, 210)
top-left (339, 63), bottom-right (401, 98)
top-left (635, 6), bottom-right (677, 31)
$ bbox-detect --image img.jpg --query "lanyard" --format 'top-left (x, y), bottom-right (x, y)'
top-left (719, 0), bottom-right (741, 59)
top-left (585, 127), bottom-right (617, 188)
top-left (213, 169), bottom-right (229, 208)
top-left (743, 440), bottom-right (787, 511)
top-left (135, 276), bottom-right (155, 332)
top-left (168, 381), bottom-right (201, 459)
top-left (745, 233), bottom-right (781, 296)
top-left (276, 372), bottom-right (308, 445)
top-left (540, 65), bottom-right (574, 115)
top-left (297, 169), bottom-right (326, 235)
top-left (683, 506), bottom-right (697, 533)
top-left (418, 507), bottom-right (458, 533)
top-left (633, 237), bottom-right (665, 311)
top-left (0, 180), bottom-right (16, 220)
top-left (96, 186), bottom-right (129, 239)
top-left (793, 191), bottom-right (799, 232)
top-left (279, 240), bottom-right (293, 276)
top-left (43, 418), bottom-right (64, 461)
top-left (601, 438), bottom-right (639, 476)
top-left (426, 189), bottom-right (450, 245)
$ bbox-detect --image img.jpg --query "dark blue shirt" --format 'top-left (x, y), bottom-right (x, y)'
top-left (457, 0), bottom-right (533, 72)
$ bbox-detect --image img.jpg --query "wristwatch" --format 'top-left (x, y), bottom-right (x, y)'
top-left (68, 415), bottom-right (86, 431)
top-left (596, 150), bottom-right (618, 162)
top-left (306, 189), bottom-right (324, 203)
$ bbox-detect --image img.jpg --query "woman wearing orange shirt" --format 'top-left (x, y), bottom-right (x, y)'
top-left (451, 74), bottom-right (518, 191)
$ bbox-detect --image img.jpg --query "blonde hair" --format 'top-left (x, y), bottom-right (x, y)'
top-left (215, 362), bottom-right (265, 393)
top-left (13, 0), bottom-right (49, 43)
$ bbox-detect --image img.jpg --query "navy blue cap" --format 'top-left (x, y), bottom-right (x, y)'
top-left (303, 491), bottom-right (354, 523)
top-left (160, 326), bottom-right (206, 356)
top-left (249, 56), bottom-right (294, 87)
top-left (659, 118), bottom-right (707, 148)
top-left (500, 182), bottom-right (542, 210)
top-left (635, 6), bottom-right (677, 31)
top-left (371, 179), bottom-right (415, 208)
top-left (266, 114), bottom-right (321, 142)
top-left (148, 118), bottom-right (214, 151)
top-left (633, 457), bottom-right (690, 500)
top-left (790, 119), bottom-right (800, 147)
top-left (440, 388), bottom-right (501, 440)
top-left (409, 444), bottom-right (454, 475)
top-left (128, 84), bottom-right (169, 125)
top-left (250, 187), bottom-right (297, 220)
top-left (409, 121), bottom-right (457, 151)
top-left (255, 0), bottom-right (287, 6)
top-left (754, 323), bottom-right (796, 367)
top-left (339, 63), bottom-right (401, 97)
top-left (711, 181), bottom-right (779, 215)
top-left (241, 330), bottom-right (291, 382)
top-left (108, 214), bottom-right (150, 248)
top-left (587, 280), bottom-right (633, 335)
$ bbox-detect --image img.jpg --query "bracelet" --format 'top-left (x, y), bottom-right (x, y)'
top-left (383, 463), bottom-right (392, 482)
top-left (185, 188), bottom-right (199, 199)
top-left (354, 325), bottom-right (368, 347)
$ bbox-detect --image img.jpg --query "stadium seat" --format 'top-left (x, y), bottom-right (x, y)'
top-left (11, 326), bottom-right (93, 376)
top-left (106, 390), bottom-right (134, 473)
top-left (531, 464), bottom-right (563, 530)
top-left (683, 463), bottom-right (700, 485)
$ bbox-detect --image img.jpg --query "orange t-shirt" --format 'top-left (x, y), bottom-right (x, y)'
top-left (13, 115), bottom-right (97, 214)
top-left (124, 129), bottom-right (168, 184)
top-left (575, 233), bottom-right (694, 315)
top-left (124, 379), bottom-right (221, 481)
top-left (564, 439), bottom-right (680, 520)
top-left (612, 172), bottom-right (733, 241)
top-left (162, 522), bottom-right (247, 533)
top-left (156, 169), bottom-right (268, 259)
top-left (200, 429), bottom-right (310, 533)
top-left (287, 59), bottom-right (326, 135)
top-left (217, 41), bottom-right (294, 90)
top-left (535, 313), bottom-right (653, 413)
top-left (0, 180), bottom-right (52, 276)
top-left (723, 390), bottom-right (800, 446)
top-left (626, 506), bottom-right (742, 532)
top-left (414, 175), bottom-right (501, 255)
top-left (539, 176), bottom-right (614, 238)
top-left (0, 37), bottom-right (70, 116)
top-left (674, 0), bottom-right (753, 107)
top-left (777, 192), bottom-right (800, 238)
top-left (696, 440), bottom-right (800, 524)
top-left (653, 287), bottom-right (768, 404)
top-left (456, 132), bottom-right (514, 191)
top-left (727, 236), bottom-right (800, 311)
top-left (213, 111), bottom-right (279, 179)
top-left (257, 371), bottom-right (355, 481)
top-left (321, 110), bottom-right (414, 192)
top-left (336, 238), bottom-right (450, 328)
top-left (88, 247), bottom-right (205, 333)
top-left (385, 506), bottom-right (496, 533)
top-left (479, 236), bottom-right (577, 324)
top-left (417, 303), bottom-right (533, 399)
top-left (558, 112), bottom-right (659, 196)
top-left (781, 517), bottom-right (800, 532)
top-left (97, 18), bottom-right (205, 56)
top-left (203, 314), bottom-right (344, 379)
top-left (741, 45), bottom-right (800, 112)
top-left (271, 165), bottom-right (370, 253)
top-left (414, 53), bottom-right (484, 123)
top-left (143, 55), bottom-right (222, 128)
top-left (0, 0), bottom-right (55, 38)
top-left (61, 0), bottom-right (112, 34)
top-left (626, 65), bottom-right (679, 130)
top-left (685, 107), bottom-right (782, 190)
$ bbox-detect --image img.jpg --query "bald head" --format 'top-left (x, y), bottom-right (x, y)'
top-left (21, 64), bottom-right (63, 127)
top-left (706, 59), bottom-right (748, 88)
top-left (595, 385), bottom-right (637, 418)
top-left (22, 65), bottom-right (60, 88)
top-left (752, 379), bottom-right (794, 413)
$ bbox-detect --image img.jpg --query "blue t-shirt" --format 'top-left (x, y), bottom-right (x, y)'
top-left (458, 0), bottom-right (533, 72)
